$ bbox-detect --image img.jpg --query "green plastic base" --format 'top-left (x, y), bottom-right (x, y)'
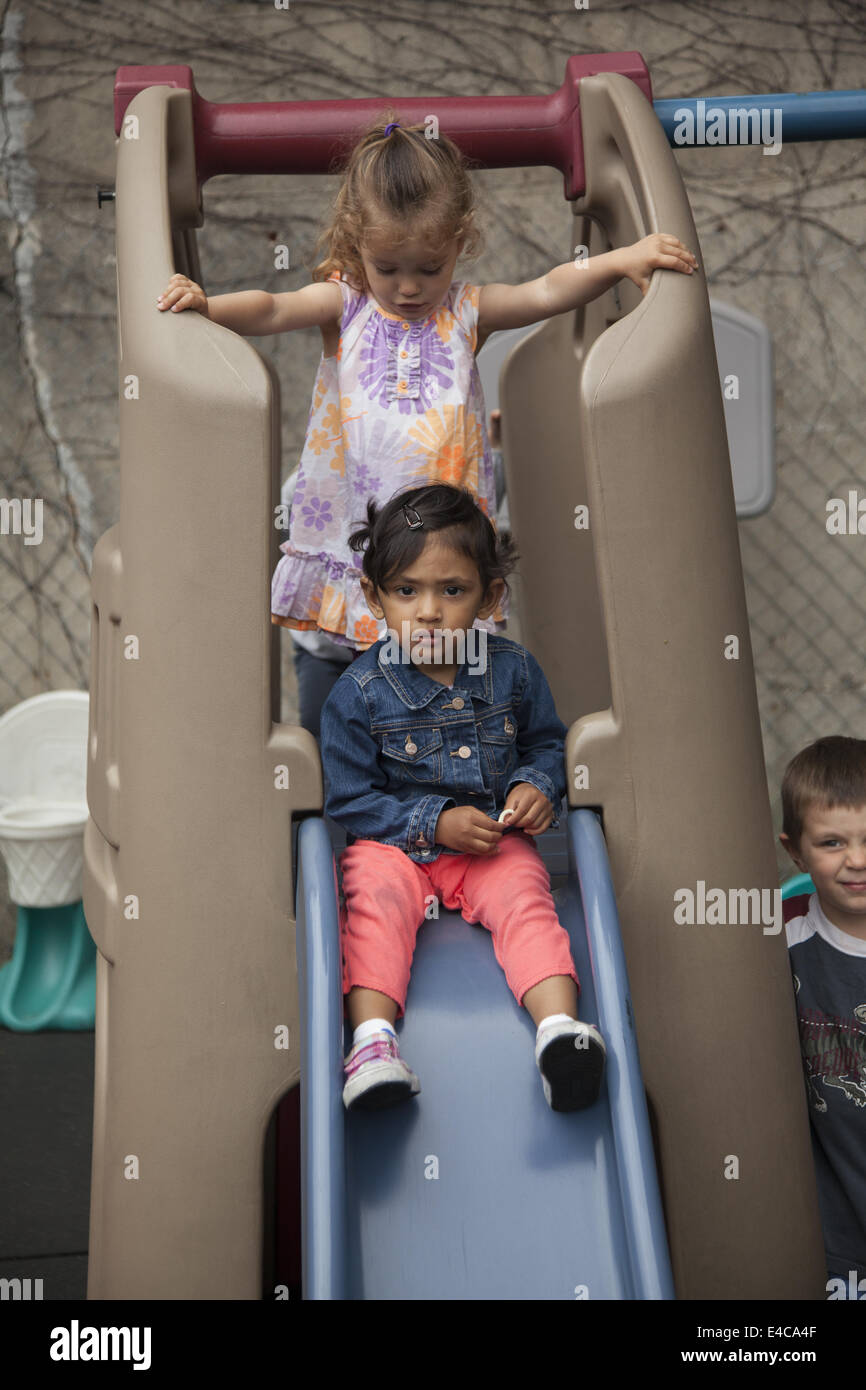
top-left (0, 901), bottom-right (96, 1031)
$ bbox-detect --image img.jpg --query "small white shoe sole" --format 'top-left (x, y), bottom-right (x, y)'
top-left (343, 1059), bottom-right (421, 1112)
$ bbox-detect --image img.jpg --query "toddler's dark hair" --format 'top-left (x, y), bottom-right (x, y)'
top-left (348, 484), bottom-right (518, 598)
top-left (781, 735), bottom-right (866, 846)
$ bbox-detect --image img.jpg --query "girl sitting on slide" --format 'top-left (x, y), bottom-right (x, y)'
top-left (156, 115), bottom-right (697, 734)
top-left (319, 482), bottom-right (606, 1113)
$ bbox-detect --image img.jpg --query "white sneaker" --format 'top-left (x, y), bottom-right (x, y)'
top-left (535, 1019), bottom-right (606, 1111)
top-left (342, 1030), bottom-right (421, 1111)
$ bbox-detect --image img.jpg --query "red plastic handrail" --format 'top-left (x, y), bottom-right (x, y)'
top-left (114, 55), bottom-right (651, 200)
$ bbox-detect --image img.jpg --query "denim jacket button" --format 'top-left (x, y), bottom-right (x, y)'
top-left (451, 697), bottom-right (465, 709)
top-left (457, 745), bottom-right (471, 759)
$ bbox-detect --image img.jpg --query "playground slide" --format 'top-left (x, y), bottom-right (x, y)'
top-left (84, 61), bottom-right (826, 1299)
top-left (296, 808), bottom-right (674, 1301)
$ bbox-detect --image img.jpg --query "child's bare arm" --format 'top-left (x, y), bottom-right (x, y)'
top-left (266, 280), bottom-right (344, 335)
top-left (478, 234), bottom-right (698, 334)
top-left (156, 273), bottom-right (269, 332)
top-left (157, 275), bottom-right (342, 337)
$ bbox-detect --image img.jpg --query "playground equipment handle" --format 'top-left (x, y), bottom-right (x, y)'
top-left (114, 56), bottom-right (652, 199)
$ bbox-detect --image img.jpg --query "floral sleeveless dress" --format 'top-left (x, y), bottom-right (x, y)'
top-left (270, 272), bottom-right (506, 650)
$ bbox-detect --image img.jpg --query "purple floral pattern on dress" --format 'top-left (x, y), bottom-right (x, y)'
top-left (358, 318), bottom-right (455, 414)
top-left (338, 280), bottom-right (366, 333)
top-left (350, 461), bottom-right (382, 498)
top-left (342, 415), bottom-right (408, 494)
top-left (301, 497), bottom-right (333, 531)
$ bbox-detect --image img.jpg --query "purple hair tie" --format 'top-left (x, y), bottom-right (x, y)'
top-left (384, 121), bottom-right (400, 136)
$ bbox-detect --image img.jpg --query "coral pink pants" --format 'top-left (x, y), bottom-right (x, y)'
top-left (338, 831), bottom-right (579, 1018)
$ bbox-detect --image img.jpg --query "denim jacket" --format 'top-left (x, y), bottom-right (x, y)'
top-left (320, 634), bottom-right (568, 864)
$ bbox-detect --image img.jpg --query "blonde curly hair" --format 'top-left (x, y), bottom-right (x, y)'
top-left (310, 109), bottom-right (484, 291)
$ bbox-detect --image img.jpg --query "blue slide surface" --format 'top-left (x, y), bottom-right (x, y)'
top-left (296, 808), bottom-right (674, 1300)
